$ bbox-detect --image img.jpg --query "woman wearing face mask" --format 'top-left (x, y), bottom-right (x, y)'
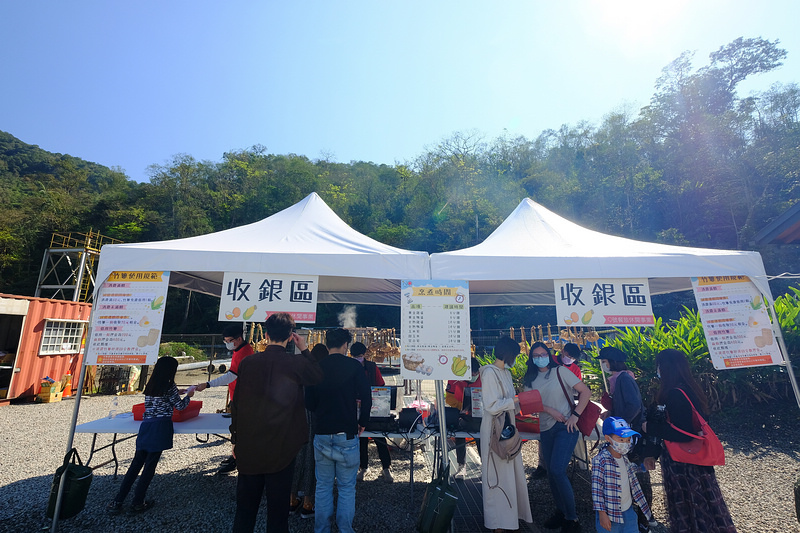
top-left (642, 349), bottom-right (736, 533)
top-left (522, 342), bottom-right (591, 533)
top-left (558, 343), bottom-right (582, 380)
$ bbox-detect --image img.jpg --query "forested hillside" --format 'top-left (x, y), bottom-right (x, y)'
top-left (2, 37), bottom-right (799, 322)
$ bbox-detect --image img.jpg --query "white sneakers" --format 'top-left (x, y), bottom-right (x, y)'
top-left (453, 463), bottom-right (465, 480)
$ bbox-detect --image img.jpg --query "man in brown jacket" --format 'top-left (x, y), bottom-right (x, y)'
top-left (230, 312), bottom-right (325, 533)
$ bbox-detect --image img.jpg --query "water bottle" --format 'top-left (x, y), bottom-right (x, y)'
top-left (108, 396), bottom-right (120, 419)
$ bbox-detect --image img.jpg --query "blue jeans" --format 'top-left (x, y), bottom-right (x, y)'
top-left (540, 422), bottom-right (580, 521)
top-left (595, 506), bottom-right (639, 532)
top-left (314, 433), bottom-right (360, 533)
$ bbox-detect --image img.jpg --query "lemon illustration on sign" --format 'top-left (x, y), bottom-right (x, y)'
top-left (243, 305), bottom-right (257, 320)
top-left (150, 296), bottom-right (164, 310)
top-left (581, 309), bottom-right (594, 324)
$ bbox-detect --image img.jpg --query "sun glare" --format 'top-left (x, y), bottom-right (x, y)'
top-left (585, 0), bottom-right (689, 54)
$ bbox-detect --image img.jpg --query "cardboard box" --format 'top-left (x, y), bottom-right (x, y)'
top-left (0, 388), bottom-right (8, 399)
top-left (37, 391), bottom-right (63, 403)
top-left (40, 382), bottom-right (60, 394)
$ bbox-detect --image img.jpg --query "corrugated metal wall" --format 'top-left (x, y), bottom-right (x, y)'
top-left (1, 294), bottom-right (91, 400)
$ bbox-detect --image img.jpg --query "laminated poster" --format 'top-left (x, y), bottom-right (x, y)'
top-left (400, 280), bottom-right (471, 381)
top-left (87, 271), bottom-right (170, 366)
top-left (691, 276), bottom-right (782, 369)
top-left (370, 387), bottom-right (392, 417)
top-left (218, 272), bottom-right (319, 324)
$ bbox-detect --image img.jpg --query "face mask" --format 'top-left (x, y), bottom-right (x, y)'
top-left (610, 440), bottom-right (632, 455)
top-left (533, 356), bottom-right (550, 368)
top-left (601, 362), bottom-right (611, 374)
top-left (561, 356), bottom-right (574, 366)
top-left (355, 356), bottom-right (365, 363)
top-left (225, 341), bottom-right (235, 351)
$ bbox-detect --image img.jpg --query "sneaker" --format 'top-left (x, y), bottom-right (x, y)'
top-left (131, 500), bottom-right (155, 514)
top-left (381, 468), bottom-right (394, 483)
top-left (220, 455), bottom-right (235, 466)
top-left (357, 468), bottom-right (367, 482)
top-left (106, 501), bottom-right (123, 514)
top-left (453, 463), bottom-right (466, 480)
top-left (532, 465), bottom-right (548, 479)
top-left (289, 499), bottom-right (302, 515)
top-left (217, 460), bottom-right (237, 474)
top-left (543, 510), bottom-right (565, 529)
top-left (299, 506), bottom-right (314, 519)
top-left (560, 519), bottom-right (581, 533)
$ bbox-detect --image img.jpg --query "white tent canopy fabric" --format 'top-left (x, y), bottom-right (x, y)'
top-left (430, 199), bottom-right (772, 307)
top-left (94, 192), bottom-right (431, 306)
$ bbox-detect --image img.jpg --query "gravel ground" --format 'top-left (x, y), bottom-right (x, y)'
top-left (1, 368), bottom-right (799, 533)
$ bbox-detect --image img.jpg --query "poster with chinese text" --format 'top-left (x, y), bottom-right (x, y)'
top-left (554, 279), bottom-right (654, 327)
top-left (219, 272), bottom-right (319, 323)
top-left (400, 280), bottom-right (471, 381)
top-left (692, 276), bottom-right (782, 369)
top-left (86, 271), bottom-right (170, 366)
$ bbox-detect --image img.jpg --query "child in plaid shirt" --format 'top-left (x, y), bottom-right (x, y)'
top-left (591, 417), bottom-right (652, 532)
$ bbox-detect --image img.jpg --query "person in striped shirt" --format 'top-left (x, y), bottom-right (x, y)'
top-left (591, 417), bottom-right (652, 532)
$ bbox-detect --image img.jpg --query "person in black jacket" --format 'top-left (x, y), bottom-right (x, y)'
top-left (643, 349), bottom-right (736, 533)
top-left (305, 329), bottom-right (371, 533)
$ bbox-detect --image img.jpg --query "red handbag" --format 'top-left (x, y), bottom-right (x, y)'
top-left (555, 368), bottom-right (601, 438)
top-left (664, 389), bottom-right (725, 466)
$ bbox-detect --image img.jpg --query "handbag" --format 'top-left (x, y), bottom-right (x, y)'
top-left (490, 411), bottom-right (523, 461)
top-left (46, 448), bottom-right (94, 519)
top-left (417, 468), bottom-right (459, 533)
top-left (556, 367), bottom-right (601, 437)
top-left (664, 388), bottom-right (725, 466)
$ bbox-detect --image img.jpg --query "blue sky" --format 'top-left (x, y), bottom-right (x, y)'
top-left (3, 1), bottom-right (799, 183)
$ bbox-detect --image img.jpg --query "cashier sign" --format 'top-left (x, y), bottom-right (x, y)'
top-left (554, 278), bottom-right (654, 327)
top-left (219, 272), bottom-right (319, 323)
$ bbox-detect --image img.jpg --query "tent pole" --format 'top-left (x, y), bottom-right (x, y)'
top-left (50, 324), bottom-right (92, 533)
top-left (769, 301), bottom-right (800, 409)
top-left (434, 380), bottom-right (449, 477)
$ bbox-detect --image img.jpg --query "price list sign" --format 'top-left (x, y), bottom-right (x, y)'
top-left (400, 280), bottom-right (471, 381)
top-left (87, 271), bottom-right (170, 366)
top-left (691, 275), bottom-right (782, 369)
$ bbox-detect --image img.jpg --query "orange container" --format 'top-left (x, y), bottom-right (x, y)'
top-left (515, 414), bottom-right (540, 434)
top-left (517, 389), bottom-right (543, 415)
top-left (132, 400), bottom-right (203, 422)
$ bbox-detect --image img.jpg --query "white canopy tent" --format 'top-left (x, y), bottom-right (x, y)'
top-left (94, 192), bottom-right (431, 305)
top-left (430, 198), bottom-right (773, 306)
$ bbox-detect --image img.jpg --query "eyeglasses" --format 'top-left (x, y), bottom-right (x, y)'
top-left (531, 351), bottom-right (549, 357)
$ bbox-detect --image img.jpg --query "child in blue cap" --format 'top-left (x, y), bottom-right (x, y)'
top-left (591, 417), bottom-right (653, 532)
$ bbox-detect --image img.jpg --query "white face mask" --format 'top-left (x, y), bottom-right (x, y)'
top-left (561, 356), bottom-right (574, 365)
top-left (610, 439), bottom-right (632, 455)
top-left (601, 362), bottom-right (611, 374)
top-left (225, 341), bottom-right (235, 351)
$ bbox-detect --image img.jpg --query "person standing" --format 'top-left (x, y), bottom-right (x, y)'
top-left (643, 349), bottom-right (736, 533)
top-left (305, 329), bottom-right (372, 533)
top-left (592, 417), bottom-right (653, 533)
top-left (106, 356), bottom-right (194, 514)
top-left (230, 313), bottom-right (324, 533)
top-left (350, 341), bottom-right (393, 483)
top-left (480, 336), bottom-right (533, 533)
top-left (523, 341), bottom-right (591, 533)
top-left (195, 323), bottom-right (254, 474)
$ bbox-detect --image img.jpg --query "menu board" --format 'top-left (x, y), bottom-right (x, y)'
top-left (86, 271), bottom-right (170, 366)
top-left (555, 278), bottom-right (654, 326)
top-left (400, 280), bottom-right (471, 381)
top-left (369, 387), bottom-right (392, 417)
top-left (218, 272), bottom-right (319, 323)
top-left (692, 276), bottom-right (782, 369)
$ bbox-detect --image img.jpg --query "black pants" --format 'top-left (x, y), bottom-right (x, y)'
top-left (359, 437), bottom-right (391, 470)
top-left (114, 449), bottom-right (162, 505)
top-left (233, 459), bottom-right (296, 533)
top-left (454, 437), bottom-right (481, 464)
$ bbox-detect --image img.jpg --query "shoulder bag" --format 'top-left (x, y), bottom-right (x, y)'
top-left (556, 367), bottom-right (601, 437)
top-left (485, 366), bottom-right (523, 461)
top-left (664, 388), bottom-right (725, 466)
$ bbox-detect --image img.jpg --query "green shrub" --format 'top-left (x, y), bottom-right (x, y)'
top-left (158, 342), bottom-right (207, 361)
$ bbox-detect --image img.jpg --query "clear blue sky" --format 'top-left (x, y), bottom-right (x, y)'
top-left (3, 1), bottom-right (798, 183)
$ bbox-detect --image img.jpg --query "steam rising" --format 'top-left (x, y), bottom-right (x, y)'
top-left (338, 305), bottom-right (357, 329)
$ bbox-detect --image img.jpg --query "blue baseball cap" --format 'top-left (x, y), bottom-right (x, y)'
top-left (603, 417), bottom-right (640, 438)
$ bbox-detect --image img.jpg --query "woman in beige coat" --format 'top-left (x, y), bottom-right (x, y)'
top-left (479, 336), bottom-right (533, 533)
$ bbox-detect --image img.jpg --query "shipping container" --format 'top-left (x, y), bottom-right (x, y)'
top-left (0, 294), bottom-right (91, 403)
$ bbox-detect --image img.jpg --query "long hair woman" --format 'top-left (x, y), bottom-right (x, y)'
top-left (106, 356), bottom-right (194, 514)
top-left (643, 349), bottom-right (736, 533)
top-left (522, 341), bottom-right (591, 533)
top-left (479, 336), bottom-right (533, 533)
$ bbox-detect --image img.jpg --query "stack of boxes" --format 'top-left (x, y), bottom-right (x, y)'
top-left (38, 379), bottom-right (63, 403)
